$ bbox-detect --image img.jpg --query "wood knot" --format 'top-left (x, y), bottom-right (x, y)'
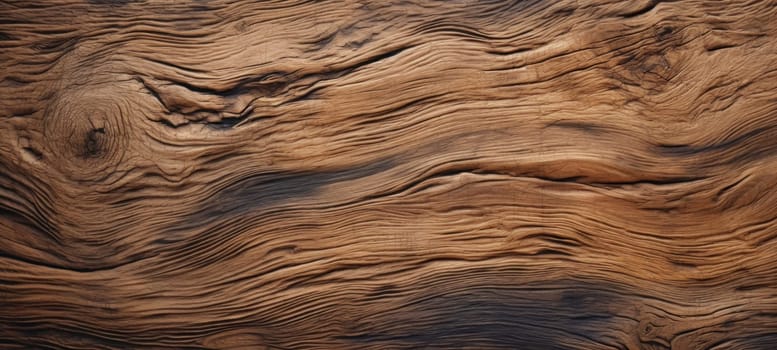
top-left (637, 312), bottom-right (672, 349)
top-left (655, 26), bottom-right (674, 41)
top-left (641, 322), bottom-right (655, 336)
top-left (43, 91), bottom-right (129, 181)
top-left (83, 127), bottom-right (106, 158)
top-left (611, 49), bottom-right (674, 92)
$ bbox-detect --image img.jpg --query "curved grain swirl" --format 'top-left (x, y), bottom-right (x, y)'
top-left (2, 0), bottom-right (777, 348)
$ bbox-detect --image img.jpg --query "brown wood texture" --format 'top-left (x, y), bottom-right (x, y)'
top-left (2, 0), bottom-right (777, 349)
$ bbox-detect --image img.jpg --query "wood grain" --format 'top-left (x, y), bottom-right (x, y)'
top-left (2, 0), bottom-right (777, 348)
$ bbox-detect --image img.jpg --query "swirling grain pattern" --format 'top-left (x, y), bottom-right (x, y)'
top-left (2, 0), bottom-right (777, 348)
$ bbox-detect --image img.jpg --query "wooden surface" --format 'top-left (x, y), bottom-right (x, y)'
top-left (2, 0), bottom-right (777, 348)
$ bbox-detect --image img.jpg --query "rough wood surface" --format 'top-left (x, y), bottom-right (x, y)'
top-left (2, 0), bottom-right (777, 349)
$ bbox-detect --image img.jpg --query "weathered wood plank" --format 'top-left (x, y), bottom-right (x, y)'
top-left (2, 0), bottom-right (777, 348)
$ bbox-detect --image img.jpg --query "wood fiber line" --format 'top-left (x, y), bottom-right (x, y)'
top-left (1, 0), bottom-right (777, 348)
